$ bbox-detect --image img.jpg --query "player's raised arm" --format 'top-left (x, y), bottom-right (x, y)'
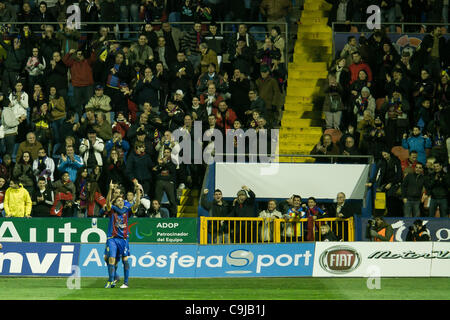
top-left (106, 180), bottom-right (114, 211)
top-left (131, 180), bottom-right (141, 213)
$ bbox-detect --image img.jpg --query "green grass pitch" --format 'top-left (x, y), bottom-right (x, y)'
top-left (0, 277), bottom-right (449, 300)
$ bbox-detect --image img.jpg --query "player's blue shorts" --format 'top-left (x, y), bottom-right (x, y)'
top-left (105, 238), bottom-right (130, 259)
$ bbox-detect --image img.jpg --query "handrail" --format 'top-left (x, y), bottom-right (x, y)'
top-left (331, 21), bottom-right (450, 34)
top-left (214, 153), bottom-right (375, 164)
top-left (200, 216), bottom-right (355, 244)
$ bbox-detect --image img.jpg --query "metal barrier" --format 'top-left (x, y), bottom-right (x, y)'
top-left (199, 216), bottom-right (354, 244)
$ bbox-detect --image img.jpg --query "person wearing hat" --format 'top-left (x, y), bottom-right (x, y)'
top-left (85, 85), bottom-right (112, 122)
top-left (228, 36), bottom-right (254, 77)
top-left (228, 185), bottom-right (256, 243)
top-left (255, 64), bottom-right (281, 127)
top-left (79, 127), bottom-right (105, 170)
top-left (406, 219), bottom-right (431, 241)
top-left (353, 86), bottom-right (375, 125)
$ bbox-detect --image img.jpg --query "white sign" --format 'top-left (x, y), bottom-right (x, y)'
top-left (429, 242), bottom-right (450, 277)
top-left (313, 242), bottom-right (434, 277)
top-left (215, 163), bottom-right (370, 199)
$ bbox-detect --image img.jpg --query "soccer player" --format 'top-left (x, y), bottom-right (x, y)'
top-left (104, 179), bottom-right (141, 288)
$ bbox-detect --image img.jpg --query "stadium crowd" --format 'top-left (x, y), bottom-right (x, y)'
top-left (318, 1), bottom-right (450, 218)
top-left (0, 0), bottom-right (290, 218)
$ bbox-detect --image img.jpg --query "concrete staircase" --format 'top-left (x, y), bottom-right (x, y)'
top-left (278, 0), bottom-right (333, 163)
top-left (176, 189), bottom-right (199, 218)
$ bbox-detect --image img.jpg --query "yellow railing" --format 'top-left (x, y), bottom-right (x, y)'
top-left (199, 217), bottom-right (354, 244)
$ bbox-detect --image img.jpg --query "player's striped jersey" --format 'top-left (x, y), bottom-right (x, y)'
top-left (106, 206), bottom-right (132, 239)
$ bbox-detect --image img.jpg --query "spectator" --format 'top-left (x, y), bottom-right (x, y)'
top-left (48, 86), bottom-right (66, 144)
top-left (229, 185), bottom-right (256, 243)
top-left (152, 147), bottom-right (177, 217)
top-left (402, 126), bottom-right (432, 165)
top-left (305, 197), bottom-right (327, 241)
top-left (57, 144), bottom-right (84, 183)
top-left (310, 133), bottom-right (340, 162)
top-left (201, 188), bottom-right (231, 243)
top-left (81, 180), bottom-right (107, 217)
top-left (51, 171), bottom-right (76, 217)
top-left (255, 65), bottom-right (281, 127)
top-left (0, 37), bottom-right (27, 95)
top-left (401, 150), bottom-right (418, 173)
top-left (85, 85), bottom-right (112, 118)
top-left (79, 127), bottom-right (105, 170)
top-left (424, 161), bottom-right (450, 217)
top-left (153, 36), bottom-right (177, 71)
top-left (126, 142), bottom-right (154, 197)
top-left (134, 67), bottom-right (161, 110)
top-left (180, 22), bottom-right (204, 73)
top-left (258, 199), bottom-right (282, 242)
top-left (319, 224), bottom-right (339, 241)
top-left (32, 147), bottom-right (55, 182)
top-left (129, 34), bottom-right (154, 67)
top-left (63, 48), bottom-right (97, 117)
top-left (327, 192), bottom-right (354, 218)
top-left (170, 51), bottom-right (194, 98)
top-left (4, 177), bottom-right (32, 218)
top-left (31, 177), bottom-right (54, 217)
top-left (25, 47), bottom-right (46, 90)
top-left (228, 68), bottom-right (250, 121)
top-left (340, 36), bottom-right (359, 67)
top-left (199, 43), bottom-right (218, 75)
top-left (382, 88), bottom-right (410, 147)
top-left (280, 194), bottom-right (307, 241)
top-left (212, 100), bottom-right (237, 134)
top-left (147, 199), bottom-right (170, 218)
top-left (256, 37), bottom-right (281, 72)
top-left (13, 150), bottom-right (35, 196)
top-left (353, 86), bottom-right (375, 127)
top-left (349, 51), bottom-right (372, 85)
top-left (367, 150), bottom-right (403, 217)
top-left (229, 37), bottom-right (254, 78)
top-left (16, 132), bottom-right (43, 164)
top-left (323, 74), bottom-right (345, 130)
top-left (0, 176), bottom-right (7, 215)
top-left (204, 21), bottom-right (225, 66)
top-left (402, 162), bottom-right (425, 217)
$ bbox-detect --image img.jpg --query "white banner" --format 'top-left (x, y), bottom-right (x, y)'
top-left (313, 242), bottom-right (434, 277)
top-left (215, 163), bottom-right (370, 199)
top-left (430, 242), bottom-right (450, 277)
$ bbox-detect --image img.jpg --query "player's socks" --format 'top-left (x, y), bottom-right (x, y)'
top-left (107, 263), bottom-right (115, 283)
top-left (123, 260), bottom-right (130, 286)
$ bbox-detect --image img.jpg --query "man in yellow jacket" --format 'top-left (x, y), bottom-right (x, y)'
top-left (4, 178), bottom-right (32, 218)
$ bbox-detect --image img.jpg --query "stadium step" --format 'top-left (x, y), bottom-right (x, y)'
top-left (279, 0), bottom-right (332, 163)
top-left (176, 189), bottom-right (199, 218)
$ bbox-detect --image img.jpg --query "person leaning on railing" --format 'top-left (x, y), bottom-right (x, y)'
top-left (229, 185), bottom-right (256, 243)
top-left (201, 188), bottom-right (230, 243)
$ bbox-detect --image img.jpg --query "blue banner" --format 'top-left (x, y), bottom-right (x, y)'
top-left (78, 243), bottom-right (315, 278)
top-left (0, 242), bottom-right (80, 276)
top-left (356, 217), bottom-right (450, 242)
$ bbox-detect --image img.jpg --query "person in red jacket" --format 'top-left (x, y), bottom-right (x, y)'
top-left (349, 51), bottom-right (372, 85)
top-left (62, 48), bottom-right (97, 117)
top-left (212, 100), bottom-right (237, 134)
